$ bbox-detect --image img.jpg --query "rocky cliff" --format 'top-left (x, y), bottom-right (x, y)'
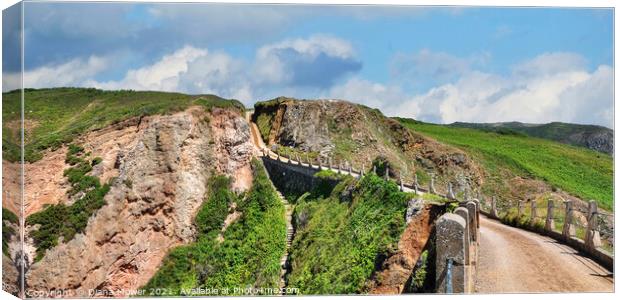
top-left (18, 106), bottom-right (253, 297)
top-left (253, 97), bottom-right (483, 195)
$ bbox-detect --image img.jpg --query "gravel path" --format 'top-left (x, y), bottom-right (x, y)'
top-left (475, 215), bottom-right (613, 293)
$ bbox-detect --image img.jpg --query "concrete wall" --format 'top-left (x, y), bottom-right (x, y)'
top-left (435, 201), bottom-right (480, 293)
top-left (261, 157), bottom-right (319, 198)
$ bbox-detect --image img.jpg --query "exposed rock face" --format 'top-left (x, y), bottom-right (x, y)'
top-left (2, 254), bottom-right (19, 296)
top-left (24, 106), bottom-right (253, 297)
top-left (253, 98), bottom-right (482, 194)
top-left (368, 204), bottom-right (445, 294)
top-left (578, 130), bottom-right (613, 155)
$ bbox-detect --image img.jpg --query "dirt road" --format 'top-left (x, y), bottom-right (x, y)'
top-left (475, 215), bottom-right (613, 293)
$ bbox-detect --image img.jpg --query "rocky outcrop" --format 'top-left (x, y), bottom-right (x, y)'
top-left (576, 130), bottom-right (613, 155)
top-left (253, 98), bottom-right (482, 194)
top-left (24, 106), bottom-right (253, 297)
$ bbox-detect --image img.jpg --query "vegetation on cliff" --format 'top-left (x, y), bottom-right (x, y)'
top-left (26, 144), bottom-right (111, 261)
top-left (2, 88), bottom-right (244, 162)
top-left (143, 158), bottom-right (286, 295)
top-left (2, 208), bottom-right (18, 256)
top-left (287, 173), bottom-right (409, 294)
top-left (398, 118), bottom-right (613, 210)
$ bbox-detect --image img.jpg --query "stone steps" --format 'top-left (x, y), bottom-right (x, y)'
top-left (275, 190), bottom-right (296, 294)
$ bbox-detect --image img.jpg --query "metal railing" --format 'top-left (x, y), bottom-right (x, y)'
top-left (445, 258), bottom-right (453, 294)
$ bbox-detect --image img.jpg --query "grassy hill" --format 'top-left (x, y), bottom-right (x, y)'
top-left (2, 87), bottom-right (244, 162)
top-left (398, 118), bottom-right (613, 210)
top-left (450, 121), bottom-right (613, 155)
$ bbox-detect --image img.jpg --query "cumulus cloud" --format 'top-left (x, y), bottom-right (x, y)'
top-left (255, 35), bottom-right (362, 88)
top-left (327, 77), bottom-right (408, 111)
top-left (92, 46), bottom-right (208, 91)
top-left (11, 35), bottom-right (362, 105)
top-left (379, 52), bottom-right (613, 128)
top-left (3, 56), bottom-right (108, 91)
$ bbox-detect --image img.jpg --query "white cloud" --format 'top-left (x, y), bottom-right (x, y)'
top-left (254, 35), bottom-right (361, 87)
top-left (92, 46), bottom-right (207, 91)
top-left (512, 52), bottom-right (587, 78)
top-left (327, 77), bottom-right (407, 112)
top-left (3, 56), bottom-right (108, 91)
top-left (6, 44), bottom-right (612, 129)
top-left (378, 52), bottom-right (613, 128)
top-left (12, 35), bottom-right (361, 104)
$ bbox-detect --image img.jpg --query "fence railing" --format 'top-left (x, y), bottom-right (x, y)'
top-left (445, 258), bottom-right (454, 294)
top-left (480, 195), bottom-right (613, 270)
top-left (260, 146), bottom-right (468, 201)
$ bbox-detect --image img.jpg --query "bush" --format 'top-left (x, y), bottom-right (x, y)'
top-left (91, 157), bottom-right (103, 166)
top-left (287, 173), bottom-right (409, 294)
top-left (2, 208), bottom-right (18, 224)
top-left (311, 170), bottom-right (346, 199)
top-left (2, 208), bottom-right (18, 256)
top-left (194, 176), bottom-right (233, 235)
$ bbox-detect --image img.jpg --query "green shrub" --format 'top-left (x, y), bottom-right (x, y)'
top-left (194, 176), bottom-right (233, 235)
top-left (2, 208), bottom-right (19, 256)
top-left (408, 250), bottom-right (429, 292)
top-left (287, 173), bottom-right (409, 294)
top-left (311, 170), bottom-right (346, 199)
top-left (2, 208), bottom-right (18, 224)
top-left (91, 157), bottom-right (103, 166)
top-left (68, 144), bottom-right (84, 155)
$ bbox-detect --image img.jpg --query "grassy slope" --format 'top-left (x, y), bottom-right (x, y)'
top-left (287, 172), bottom-right (409, 294)
top-left (451, 121), bottom-right (612, 152)
top-left (398, 118), bottom-right (613, 210)
top-left (2, 88), bottom-right (244, 162)
top-left (142, 159), bottom-right (286, 295)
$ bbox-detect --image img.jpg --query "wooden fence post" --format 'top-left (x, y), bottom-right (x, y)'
top-left (585, 200), bottom-right (602, 249)
top-left (562, 200), bottom-right (576, 238)
top-left (545, 199), bottom-right (555, 231)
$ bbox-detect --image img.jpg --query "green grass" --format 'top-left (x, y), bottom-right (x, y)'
top-left (398, 118), bottom-right (613, 210)
top-left (273, 145), bottom-right (321, 164)
top-left (142, 159), bottom-right (286, 295)
top-left (287, 173), bottom-right (410, 294)
top-left (2, 208), bottom-right (19, 256)
top-left (407, 250), bottom-right (431, 293)
top-left (26, 144), bottom-right (111, 261)
top-left (253, 97), bottom-right (287, 142)
top-left (451, 121), bottom-right (612, 153)
top-left (255, 113), bottom-right (274, 143)
top-left (2, 88), bottom-right (244, 162)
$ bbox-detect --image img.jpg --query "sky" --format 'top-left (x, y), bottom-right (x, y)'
top-left (1, 2), bottom-right (614, 128)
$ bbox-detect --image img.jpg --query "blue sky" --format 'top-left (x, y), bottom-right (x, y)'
top-left (2, 2), bottom-right (614, 127)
